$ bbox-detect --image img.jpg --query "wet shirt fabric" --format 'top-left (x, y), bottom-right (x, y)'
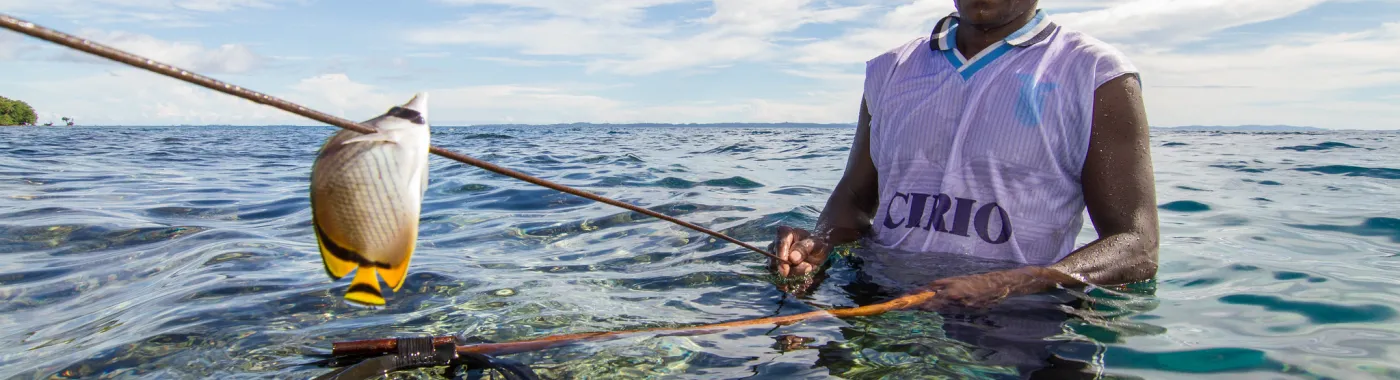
top-left (863, 10), bottom-right (1139, 265)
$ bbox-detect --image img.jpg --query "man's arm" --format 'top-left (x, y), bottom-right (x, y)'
top-left (920, 74), bottom-right (1159, 307)
top-left (815, 98), bottom-right (881, 245)
top-left (771, 98), bottom-right (880, 279)
top-left (1042, 73), bottom-right (1160, 286)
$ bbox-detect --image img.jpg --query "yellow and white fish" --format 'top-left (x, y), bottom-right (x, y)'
top-left (310, 93), bottom-right (431, 306)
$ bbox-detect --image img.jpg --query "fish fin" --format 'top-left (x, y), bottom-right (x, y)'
top-left (402, 93), bottom-right (428, 117)
top-left (381, 93), bottom-right (429, 125)
top-left (313, 219), bottom-right (359, 280)
top-left (342, 131), bottom-right (400, 145)
top-left (345, 267), bottom-right (385, 306)
top-left (379, 227), bottom-right (418, 292)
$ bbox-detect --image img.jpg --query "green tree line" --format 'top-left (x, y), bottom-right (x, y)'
top-left (1, 96), bottom-right (38, 126)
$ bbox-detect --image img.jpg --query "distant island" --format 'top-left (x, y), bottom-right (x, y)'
top-left (1150, 125), bottom-right (1325, 132)
top-left (0, 95), bottom-right (38, 126)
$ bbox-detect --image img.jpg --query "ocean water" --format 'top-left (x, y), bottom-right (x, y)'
top-left (0, 125), bottom-right (1397, 380)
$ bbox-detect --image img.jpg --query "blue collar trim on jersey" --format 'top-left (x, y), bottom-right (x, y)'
top-left (929, 10), bottom-right (1057, 80)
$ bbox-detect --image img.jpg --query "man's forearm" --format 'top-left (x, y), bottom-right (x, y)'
top-left (813, 185), bottom-right (873, 247)
top-left (1012, 231), bottom-right (1158, 294)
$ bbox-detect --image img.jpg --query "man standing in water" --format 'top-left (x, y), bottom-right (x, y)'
top-left (772, 0), bottom-right (1157, 311)
top-left (769, 0), bottom-right (1158, 375)
top-left (767, 0), bottom-right (1159, 375)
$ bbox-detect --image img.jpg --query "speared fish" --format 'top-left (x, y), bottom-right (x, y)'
top-left (0, 11), bottom-right (783, 303)
top-left (310, 93), bottom-right (431, 306)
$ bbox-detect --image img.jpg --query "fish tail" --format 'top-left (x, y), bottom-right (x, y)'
top-left (345, 267), bottom-right (385, 306)
top-left (313, 219), bottom-right (359, 280)
top-left (379, 227), bottom-right (419, 292)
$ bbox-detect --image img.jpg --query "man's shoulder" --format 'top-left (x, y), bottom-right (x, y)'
top-left (867, 36), bottom-right (932, 67)
top-left (1045, 25), bottom-right (1134, 64)
top-left (862, 36), bottom-right (933, 101)
top-left (1054, 25), bottom-right (1140, 86)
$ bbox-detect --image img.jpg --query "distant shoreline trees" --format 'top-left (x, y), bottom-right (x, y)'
top-left (1, 96), bottom-right (38, 126)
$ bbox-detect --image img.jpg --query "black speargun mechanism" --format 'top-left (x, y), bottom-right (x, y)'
top-left (312, 336), bottom-right (539, 380)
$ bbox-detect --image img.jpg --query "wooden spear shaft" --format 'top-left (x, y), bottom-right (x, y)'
top-left (331, 290), bottom-right (938, 358)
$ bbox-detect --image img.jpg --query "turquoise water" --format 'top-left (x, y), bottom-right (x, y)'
top-left (1, 126), bottom-right (1397, 379)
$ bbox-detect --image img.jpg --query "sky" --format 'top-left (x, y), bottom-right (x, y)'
top-left (0, 0), bottom-right (1397, 129)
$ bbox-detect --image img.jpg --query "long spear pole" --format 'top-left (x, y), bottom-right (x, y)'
top-left (0, 13), bottom-right (781, 262)
top-left (331, 290), bottom-right (939, 358)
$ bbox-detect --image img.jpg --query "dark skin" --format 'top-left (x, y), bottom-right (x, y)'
top-left (769, 0), bottom-right (1159, 309)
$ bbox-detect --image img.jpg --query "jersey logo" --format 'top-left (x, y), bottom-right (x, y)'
top-left (881, 191), bottom-right (1013, 245)
top-left (1015, 73), bottom-right (1057, 127)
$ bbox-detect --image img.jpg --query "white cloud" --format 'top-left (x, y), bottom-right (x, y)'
top-left (473, 56), bottom-right (580, 67)
top-left (432, 0), bottom-right (694, 21)
top-left (288, 73), bottom-right (399, 119)
top-left (1132, 24), bottom-right (1400, 92)
top-left (0, 0), bottom-right (299, 12)
top-left (410, 0), bottom-right (872, 75)
top-left (12, 68), bottom-right (863, 126)
top-left (788, 0), bottom-right (1330, 66)
top-left (18, 69), bottom-right (292, 125)
top-left (16, 70), bottom-right (414, 126)
top-left (433, 85), bottom-right (626, 123)
top-left (0, 30), bottom-right (33, 60)
top-left (406, 16), bottom-right (662, 56)
top-left (739, 91), bottom-right (862, 123)
top-left (789, 0), bottom-right (953, 65)
top-left (173, 0), bottom-right (283, 12)
top-left (583, 33), bottom-right (772, 75)
top-left (1054, 0), bottom-right (1329, 46)
top-left (406, 52), bottom-right (452, 59)
top-left (780, 66), bottom-right (865, 83)
top-left (703, 0), bottom-right (873, 36)
top-left (1134, 22), bottom-right (1400, 129)
top-left (42, 29), bottom-right (264, 74)
top-left (0, 0), bottom-right (305, 26)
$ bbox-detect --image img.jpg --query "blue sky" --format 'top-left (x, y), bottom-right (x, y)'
top-left (1, 0), bottom-right (1397, 129)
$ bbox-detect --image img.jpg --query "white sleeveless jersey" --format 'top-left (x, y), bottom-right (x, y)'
top-left (863, 10), bottom-right (1139, 265)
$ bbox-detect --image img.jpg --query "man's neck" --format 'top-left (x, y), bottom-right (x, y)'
top-left (954, 9), bottom-right (1037, 58)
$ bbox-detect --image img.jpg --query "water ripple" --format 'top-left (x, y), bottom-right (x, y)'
top-left (1277, 141), bottom-right (1360, 151)
top-left (1295, 165), bottom-right (1400, 180)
